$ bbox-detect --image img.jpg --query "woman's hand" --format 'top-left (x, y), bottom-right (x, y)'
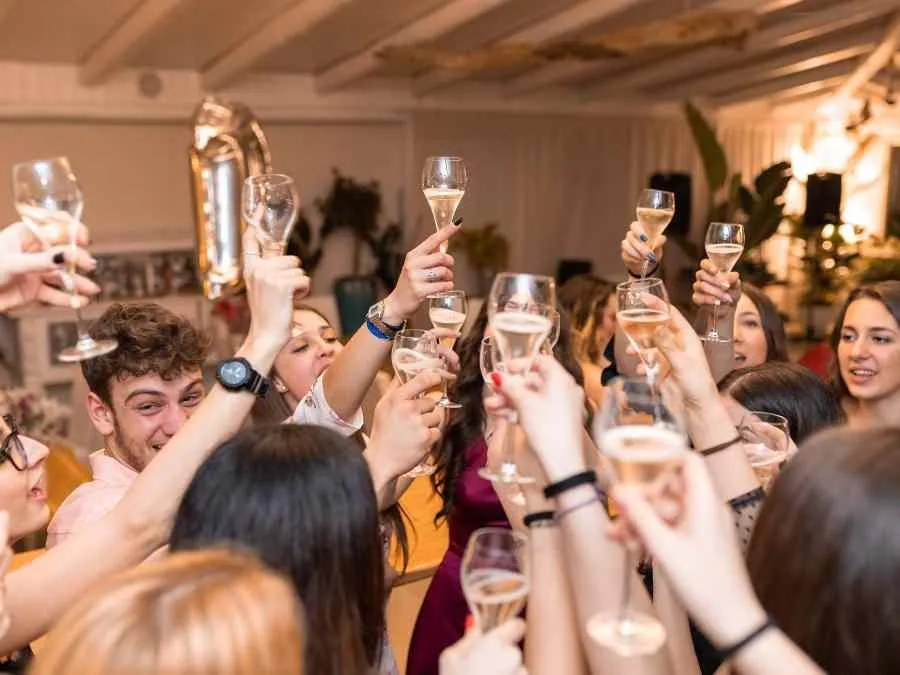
top-left (383, 225), bottom-right (459, 326)
top-left (440, 619), bottom-right (526, 675)
top-left (487, 356), bottom-right (586, 482)
top-left (610, 453), bottom-right (767, 649)
top-left (621, 220), bottom-right (665, 277)
top-left (0, 221), bottom-right (100, 312)
top-left (692, 259), bottom-right (741, 308)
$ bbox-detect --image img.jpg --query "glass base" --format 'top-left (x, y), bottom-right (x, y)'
top-left (57, 338), bottom-right (118, 363)
top-left (436, 396), bottom-right (462, 409)
top-left (701, 332), bottom-right (730, 344)
top-left (478, 463), bottom-right (536, 486)
top-left (586, 611), bottom-right (667, 657)
top-left (403, 462), bottom-right (437, 479)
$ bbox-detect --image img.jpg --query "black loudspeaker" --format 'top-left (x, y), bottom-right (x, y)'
top-left (649, 173), bottom-right (691, 236)
top-left (556, 259), bottom-right (593, 285)
top-left (804, 173), bottom-right (842, 229)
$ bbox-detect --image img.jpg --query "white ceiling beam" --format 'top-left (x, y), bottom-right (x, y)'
top-left (202, 0), bottom-right (353, 90)
top-left (835, 11), bottom-right (900, 101)
top-left (505, 0), bottom-right (803, 98)
top-left (710, 61), bottom-right (856, 106)
top-left (413, 0), bottom-right (644, 96)
top-left (79, 0), bottom-right (186, 86)
top-left (657, 27), bottom-right (880, 99)
top-left (582, 0), bottom-right (897, 100)
top-left (316, 0), bottom-right (512, 93)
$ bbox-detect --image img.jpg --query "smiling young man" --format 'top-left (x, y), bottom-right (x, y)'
top-left (47, 302), bottom-right (210, 547)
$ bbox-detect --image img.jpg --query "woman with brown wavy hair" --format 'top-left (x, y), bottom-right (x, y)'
top-left (31, 549), bottom-right (305, 675)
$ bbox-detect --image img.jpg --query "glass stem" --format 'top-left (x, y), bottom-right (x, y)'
top-left (501, 413), bottom-right (518, 477)
top-left (618, 547), bottom-right (634, 630)
top-left (710, 303), bottom-right (720, 338)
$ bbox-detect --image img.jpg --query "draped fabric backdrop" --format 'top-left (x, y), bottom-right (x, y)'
top-left (411, 111), bottom-right (804, 293)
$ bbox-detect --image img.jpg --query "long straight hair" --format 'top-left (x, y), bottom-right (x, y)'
top-left (740, 284), bottom-right (788, 363)
top-left (170, 425), bottom-right (385, 675)
top-left (748, 427), bottom-right (900, 673)
top-left (32, 549), bottom-right (305, 675)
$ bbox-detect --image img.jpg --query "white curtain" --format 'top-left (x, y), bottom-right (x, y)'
top-left (411, 111), bottom-right (801, 287)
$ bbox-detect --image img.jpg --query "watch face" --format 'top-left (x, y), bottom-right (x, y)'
top-left (220, 360), bottom-right (248, 386)
top-left (367, 301), bottom-right (383, 321)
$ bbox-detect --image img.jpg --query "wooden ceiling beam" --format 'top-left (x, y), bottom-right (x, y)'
top-left (835, 11), bottom-right (900, 101)
top-left (315, 0), bottom-right (512, 93)
top-left (202, 0), bottom-right (353, 91)
top-left (413, 0), bottom-right (644, 96)
top-left (79, 0), bottom-right (186, 86)
top-left (582, 0), bottom-right (897, 100)
top-left (710, 61), bottom-right (856, 106)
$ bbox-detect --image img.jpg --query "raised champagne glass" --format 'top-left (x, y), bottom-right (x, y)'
top-left (461, 527), bottom-right (529, 632)
top-left (428, 290), bottom-right (468, 409)
top-left (12, 157), bottom-right (117, 362)
top-left (588, 377), bottom-right (686, 656)
top-left (616, 278), bottom-right (670, 383)
top-left (635, 189), bottom-right (675, 278)
top-left (242, 173), bottom-right (299, 258)
top-left (703, 222), bottom-right (745, 342)
top-left (422, 157), bottom-right (467, 254)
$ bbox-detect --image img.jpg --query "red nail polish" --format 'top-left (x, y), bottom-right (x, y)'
top-left (490, 371), bottom-right (502, 388)
top-left (464, 614), bottom-right (475, 631)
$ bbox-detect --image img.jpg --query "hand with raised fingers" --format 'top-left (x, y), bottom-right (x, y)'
top-left (382, 224), bottom-right (460, 326)
top-left (439, 618), bottom-right (527, 675)
top-left (0, 221), bottom-right (99, 311)
top-left (621, 220), bottom-right (665, 277)
top-left (692, 258), bottom-right (741, 308)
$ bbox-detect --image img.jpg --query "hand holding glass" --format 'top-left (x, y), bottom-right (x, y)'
top-left (616, 278), bottom-right (670, 382)
top-left (703, 222), bottom-right (744, 342)
top-left (392, 329), bottom-right (442, 478)
top-left (429, 290), bottom-right (468, 409)
top-left (635, 189), bottom-right (675, 278)
top-left (12, 157), bottom-right (117, 362)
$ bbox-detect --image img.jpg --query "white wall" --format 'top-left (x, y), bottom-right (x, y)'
top-left (0, 118), bottom-right (407, 293)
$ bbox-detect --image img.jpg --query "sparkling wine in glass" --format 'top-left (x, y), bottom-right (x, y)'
top-left (392, 329), bottom-right (442, 477)
top-left (429, 290), bottom-right (468, 409)
top-left (635, 189), bottom-right (675, 278)
top-left (461, 527), bottom-right (529, 632)
top-left (703, 222), bottom-right (745, 342)
top-left (616, 278), bottom-right (670, 382)
top-left (540, 308), bottom-right (561, 355)
top-left (479, 273), bottom-right (556, 485)
top-left (589, 377), bottom-right (686, 657)
top-left (242, 173), bottom-right (299, 258)
top-left (422, 157), bottom-right (467, 254)
top-left (12, 157), bottom-right (118, 363)
top-left (738, 410), bottom-right (791, 490)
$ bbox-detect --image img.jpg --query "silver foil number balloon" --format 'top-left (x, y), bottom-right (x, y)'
top-left (189, 96), bottom-right (272, 299)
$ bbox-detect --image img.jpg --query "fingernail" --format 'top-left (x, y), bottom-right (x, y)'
top-left (490, 371), bottom-right (502, 388)
top-left (464, 614), bottom-right (475, 631)
top-left (647, 252), bottom-right (657, 263)
top-left (720, 282), bottom-right (730, 290)
top-left (52, 252), bottom-right (65, 265)
top-left (639, 233), bottom-right (648, 242)
top-left (453, 217), bottom-right (463, 227)
top-left (612, 495), bottom-right (628, 515)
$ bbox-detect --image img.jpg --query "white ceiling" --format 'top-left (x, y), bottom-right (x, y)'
top-left (0, 0), bottom-right (896, 112)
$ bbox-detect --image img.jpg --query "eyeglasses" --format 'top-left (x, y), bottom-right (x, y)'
top-left (0, 416), bottom-right (27, 472)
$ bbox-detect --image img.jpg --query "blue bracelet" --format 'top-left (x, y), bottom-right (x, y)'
top-left (365, 318), bottom-right (392, 342)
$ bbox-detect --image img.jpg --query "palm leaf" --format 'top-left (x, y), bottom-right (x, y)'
top-left (683, 101), bottom-right (728, 198)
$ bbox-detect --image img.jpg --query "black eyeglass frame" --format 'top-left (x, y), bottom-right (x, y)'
top-left (0, 415), bottom-right (26, 472)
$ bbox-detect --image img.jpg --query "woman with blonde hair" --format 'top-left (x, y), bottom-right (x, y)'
top-left (31, 549), bottom-right (305, 675)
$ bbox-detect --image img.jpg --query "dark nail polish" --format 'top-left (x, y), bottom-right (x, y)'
top-left (452, 217), bottom-right (463, 227)
top-left (52, 252), bottom-right (65, 265)
top-left (648, 252), bottom-right (657, 263)
top-left (639, 234), bottom-right (648, 242)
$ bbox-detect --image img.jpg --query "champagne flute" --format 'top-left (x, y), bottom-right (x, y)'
top-left (392, 329), bottom-right (442, 478)
top-left (479, 273), bottom-right (556, 484)
top-left (461, 527), bottom-right (529, 632)
top-left (616, 279), bottom-right (670, 383)
top-left (12, 158), bottom-right (118, 363)
top-left (703, 222), bottom-right (745, 342)
top-left (480, 336), bottom-right (499, 387)
top-left (540, 308), bottom-right (561, 355)
top-left (635, 189), bottom-right (675, 278)
top-left (242, 174), bottom-right (299, 258)
top-left (422, 157), bottom-right (467, 254)
top-left (428, 290), bottom-right (468, 409)
top-left (738, 410), bottom-right (791, 490)
top-left (588, 377), bottom-right (687, 656)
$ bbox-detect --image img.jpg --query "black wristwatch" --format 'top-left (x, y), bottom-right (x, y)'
top-left (216, 358), bottom-right (270, 397)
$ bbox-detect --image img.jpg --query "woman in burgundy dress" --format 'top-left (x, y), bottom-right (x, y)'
top-left (406, 303), bottom-right (584, 675)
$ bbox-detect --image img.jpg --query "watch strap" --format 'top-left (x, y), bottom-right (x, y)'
top-left (247, 369), bottom-right (270, 397)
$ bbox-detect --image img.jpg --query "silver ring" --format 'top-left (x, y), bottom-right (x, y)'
top-left (425, 269), bottom-right (438, 281)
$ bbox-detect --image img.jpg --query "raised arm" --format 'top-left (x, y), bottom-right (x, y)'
top-left (322, 225), bottom-right (459, 421)
top-left (2, 237), bottom-right (306, 653)
top-left (691, 259), bottom-right (741, 383)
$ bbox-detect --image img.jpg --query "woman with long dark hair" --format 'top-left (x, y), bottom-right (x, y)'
top-left (830, 280), bottom-right (900, 427)
top-left (406, 302), bottom-right (585, 675)
top-left (170, 425), bottom-right (387, 675)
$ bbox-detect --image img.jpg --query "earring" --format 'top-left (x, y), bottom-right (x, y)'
top-left (274, 378), bottom-right (288, 394)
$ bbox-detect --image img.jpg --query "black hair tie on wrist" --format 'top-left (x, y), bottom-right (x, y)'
top-left (718, 615), bottom-right (777, 660)
top-left (523, 510), bottom-right (555, 528)
top-left (543, 470), bottom-right (597, 500)
top-left (699, 436), bottom-right (742, 457)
